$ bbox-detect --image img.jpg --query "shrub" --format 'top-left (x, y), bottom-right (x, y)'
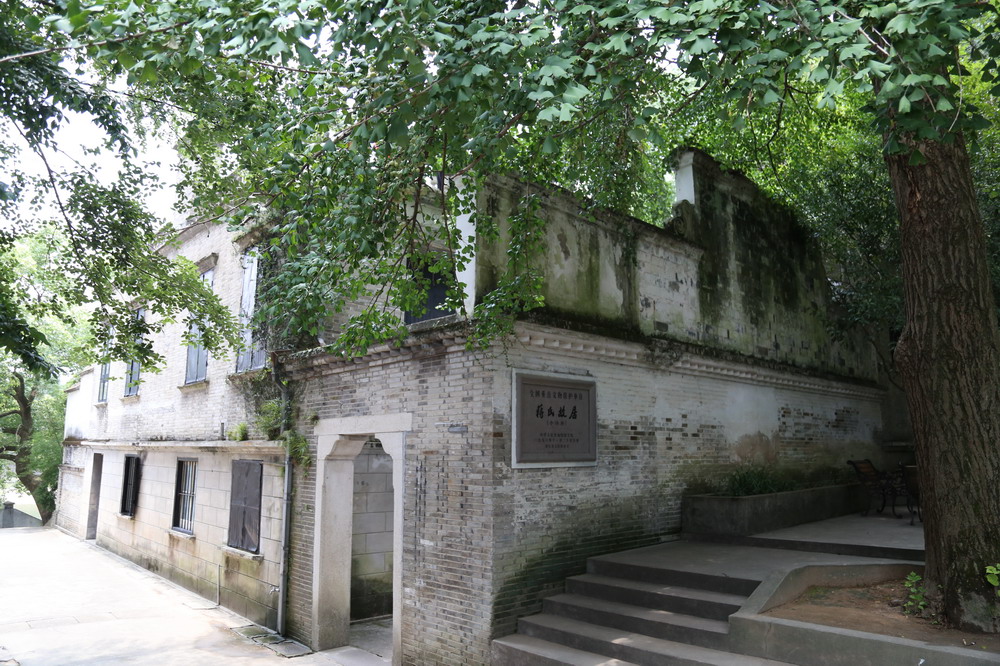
top-left (722, 465), bottom-right (796, 496)
top-left (255, 399), bottom-right (283, 440)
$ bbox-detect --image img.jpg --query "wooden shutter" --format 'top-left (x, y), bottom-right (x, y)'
top-left (228, 461), bottom-right (262, 552)
top-left (120, 456), bottom-right (141, 516)
top-left (236, 253), bottom-right (258, 372)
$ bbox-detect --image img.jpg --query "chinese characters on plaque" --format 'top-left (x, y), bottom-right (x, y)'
top-left (514, 373), bottom-right (597, 465)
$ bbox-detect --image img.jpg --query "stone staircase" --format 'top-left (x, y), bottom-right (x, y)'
top-left (492, 547), bottom-right (790, 665)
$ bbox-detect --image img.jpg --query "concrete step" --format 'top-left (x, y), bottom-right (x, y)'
top-left (518, 614), bottom-right (791, 666)
top-left (566, 573), bottom-right (746, 621)
top-left (544, 593), bottom-right (730, 650)
top-left (587, 556), bottom-right (760, 596)
top-left (492, 634), bottom-right (639, 665)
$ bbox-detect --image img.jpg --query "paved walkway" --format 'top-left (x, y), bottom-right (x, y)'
top-left (0, 528), bottom-right (387, 666)
top-left (755, 512), bottom-right (924, 553)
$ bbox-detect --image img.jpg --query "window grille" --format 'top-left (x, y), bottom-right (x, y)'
top-left (120, 455), bottom-right (141, 516)
top-left (172, 459), bottom-right (197, 533)
top-left (227, 460), bottom-right (262, 553)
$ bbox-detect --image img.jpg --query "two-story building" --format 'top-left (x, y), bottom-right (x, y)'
top-left (56, 222), bottom-right (285, 628)
top-left (57, 151), bottom-right (892, 664)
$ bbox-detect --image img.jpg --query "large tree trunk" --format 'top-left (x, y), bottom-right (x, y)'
top-left (0, 372), bottom-right (52, 524)
top-left (886, 134), bottom-right (1000, 632)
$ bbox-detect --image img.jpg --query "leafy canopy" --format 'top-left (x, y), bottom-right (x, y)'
top-left (1, 1), bottom-right (240, 372)
top-left (3, 1), bottom-right (1000, 357)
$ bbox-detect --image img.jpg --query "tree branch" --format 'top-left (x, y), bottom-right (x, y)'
top-left (0, 20), bottom-right (191, 65)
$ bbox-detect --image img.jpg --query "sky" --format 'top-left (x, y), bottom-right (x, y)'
top-left (9, 106), bottom-right (186, 232)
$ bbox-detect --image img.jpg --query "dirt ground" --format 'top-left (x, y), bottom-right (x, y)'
top-left (764, 578), bottom-right (1000, 654)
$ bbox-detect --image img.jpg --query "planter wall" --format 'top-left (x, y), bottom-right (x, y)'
top-left (681, 484), bottom-right (866, 536)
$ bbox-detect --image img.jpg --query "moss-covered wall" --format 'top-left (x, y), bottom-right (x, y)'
top-left (475, 154), bottom-right (878, 382)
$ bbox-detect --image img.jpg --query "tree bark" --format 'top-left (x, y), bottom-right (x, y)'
top-left (0, 372), bottom-right (51, 524)
top-left (886, 134), bottom-right (1000, 631)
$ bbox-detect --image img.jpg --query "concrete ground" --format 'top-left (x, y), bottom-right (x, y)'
top-left (755, 512), bottom-right (924, 552)
top-left (0, 528), bottom-right (389, 666)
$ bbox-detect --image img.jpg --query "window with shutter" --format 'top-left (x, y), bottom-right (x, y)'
top-left (403, 264), bottom-right (452, 325)
top-left (124, 308), bottom-right (145, 397)
top-left (228, 460), bottom-right (262, 552)
top-left (120, 456), bottom-right (141, 516)
top-left (97, 362), bottom-right (110, 403)
top-left (236, 251), bottom-right (267, 372)
top-left (185, 268), bottom-right (214, 384)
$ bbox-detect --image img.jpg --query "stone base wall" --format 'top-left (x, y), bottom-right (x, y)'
top-left (61, 443), bottom-right (285, 628)
top-left (283, 323), bottom-right (883, 664)
top-left (55, 466), bottom-right (85, 537)
top-left (489, 324), bottom-right (883, 639)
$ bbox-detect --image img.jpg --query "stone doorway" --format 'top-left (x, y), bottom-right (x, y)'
top-left (351, 439), bottom-right (394, 621)
top-left (312, 413), bottom-right (410, 665)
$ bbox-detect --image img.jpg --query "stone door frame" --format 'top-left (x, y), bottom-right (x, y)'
top-left (312, 413), bottom-right (410, 663)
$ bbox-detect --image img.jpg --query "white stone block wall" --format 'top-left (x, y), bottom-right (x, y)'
top-left (91, 444), bottom-right (285, 627)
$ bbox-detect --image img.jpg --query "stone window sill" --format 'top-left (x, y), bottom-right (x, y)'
top-left (121, 394), bottom-right (140, 403)
top-left (94, 402), bottom-right (108, 408)
top-left (178, 379), bottom-right (209, 390)
top-left (116, 512), bottom-right (135, 521)
top-left (221, 545), bottom-right (262, 562)
top-left (168, 528), bottom-right (195, 540)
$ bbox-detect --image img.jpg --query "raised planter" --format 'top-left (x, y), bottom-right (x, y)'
top-left (681, 484), bottom-right (866, 536)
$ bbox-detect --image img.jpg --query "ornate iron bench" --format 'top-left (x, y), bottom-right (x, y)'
top-left (847, 459), bottom-right (907, 517)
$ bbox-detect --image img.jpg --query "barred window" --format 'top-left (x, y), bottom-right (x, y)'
top-left (172, 459), bottom-right (197, 533)
top-left (120, 455), bottom-right (141, 516)
top-left (227, 460), bottom-right (262, 553)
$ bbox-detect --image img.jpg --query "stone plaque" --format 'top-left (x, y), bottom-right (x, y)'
top-left (513, 372), bottom-right (597, 467)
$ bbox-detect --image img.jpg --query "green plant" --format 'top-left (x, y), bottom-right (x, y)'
top-left (227, 422), bottom-right (249, 442)
top-left (722, 465), bottom-right (796, 497)
top-left (284, 429), bottom-right (313, 469)
top-left (903, 572), bottom-right (928, 615)
top-left (254, 399), bottom-right (283, 440)
top-left (986, 564), bottom-right (1000, 598)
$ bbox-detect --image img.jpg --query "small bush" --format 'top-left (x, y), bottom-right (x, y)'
top-left (255, 399), bottom-right (283, 440)
top-left (227, 422), bottom-right (249, 441)
top-left (723, 465), bottom-right (796, 496)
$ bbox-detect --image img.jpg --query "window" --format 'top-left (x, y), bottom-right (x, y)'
top-left (120, 455), bottom-right (141, 516)
top-left (123, 307), bottom-right (145, 397)
top-left (185, 268), bottom-right (214, 384)
top-left (403, 265), bottom-right (452, 325)
top-left (236, 251), bottom-right (267, 372)
top-left (227, 460), bottom-right (262, 553)
top-left (97, 362), bottom-right (110, 403)
top-left (172, 459), bottom-right (197, 533)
